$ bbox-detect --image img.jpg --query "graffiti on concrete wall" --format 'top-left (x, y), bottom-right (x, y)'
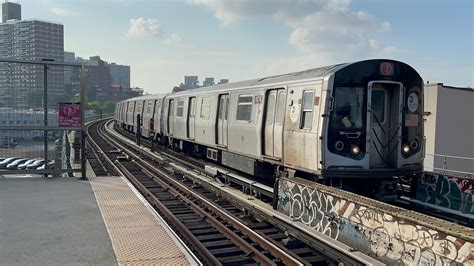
top-left (351, 206), bottom-right (471, 264)
top-left (417, 174), bottom-right (474, 215)
top-left (278, 180), bottom-right (343, 239)
top-left (277, 178), bottom-right (473, 265)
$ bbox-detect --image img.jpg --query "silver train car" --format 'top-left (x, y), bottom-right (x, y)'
top-left (115, 59), bottom-right (424, 200)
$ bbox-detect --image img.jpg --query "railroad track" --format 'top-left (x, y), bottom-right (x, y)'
top-left (116, 127), bottom-right (275, 203)
top-left (119, 125), bottom-right (473, 227)
top-left (86, 119), bottom-right (374, 265)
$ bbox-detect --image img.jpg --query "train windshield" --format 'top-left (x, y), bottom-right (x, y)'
top-left (330, 87), bottom-right (364, 130)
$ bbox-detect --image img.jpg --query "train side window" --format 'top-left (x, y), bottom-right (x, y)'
top-left (225, 97), bottom-right (229, 120)
top-left (275, 91), bottom-right (286, 125)
top-left (169, 100), bottom-right (174, 116)
top-left (218, 97), bottom-right (224, 119)
top-left (154, 100), bottom-right (159, 115)
top-left (146, 101), bottom-right (153, 114)
top-left (177, 100), bottom-right (184, 117)
top-left (236, 95), bottom-right (253, 121)
top-left (266, 93), bottom-right (276, 125)
top-left (301, 90), bottom-right (314, 129)
top-left (189, 97), bottom-right (196, 117)
top-left (200, 97), bottom-right (211, 119)
top-left (137, 102), bottom-right (142, 113)
top-left (371, 90), bottom-right (386, 124)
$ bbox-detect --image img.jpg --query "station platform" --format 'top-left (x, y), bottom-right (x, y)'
top-left (0, 172), bottom-right (198, 265)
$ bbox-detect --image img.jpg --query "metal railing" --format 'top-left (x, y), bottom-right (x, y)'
top-left (424, 153), bottom-right (474, 179)
top-left (0, 58), bottom-right (86, 179)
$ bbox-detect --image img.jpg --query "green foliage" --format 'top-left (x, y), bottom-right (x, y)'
top-left (86, 100), bottom-right (116, 115)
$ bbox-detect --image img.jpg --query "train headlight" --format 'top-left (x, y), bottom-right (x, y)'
top-left (351, 145), bottom-right (360, 155)
top-left (410, 139), bottom-right (419, 150)
top-left (402, 144), bottom-right (410, 154)
top-left (335, 141), bottom-right (344, 151)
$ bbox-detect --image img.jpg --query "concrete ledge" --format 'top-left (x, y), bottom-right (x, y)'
top-left (277, 177), bottom-right (474, 265)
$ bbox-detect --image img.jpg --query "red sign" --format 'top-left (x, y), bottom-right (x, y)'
top-left (380, 62), bottom-right (394, 76)
top-left (59, 103), bottom-right (81, 127)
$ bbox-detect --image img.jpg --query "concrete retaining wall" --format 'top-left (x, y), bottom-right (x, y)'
top-left (416, 173), bottom-right (473, 216)
top-left (277, 177), bottom-right (473, 265)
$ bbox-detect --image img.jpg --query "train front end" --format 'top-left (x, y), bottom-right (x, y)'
top-left (322, 59), bottom-right (423, 199)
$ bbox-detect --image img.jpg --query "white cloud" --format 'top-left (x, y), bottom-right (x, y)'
top-left (164, 33), bottom-right (181, 45)
top-left (191, 0), bottom-right (396, 68)
top-left (127, 18), bottom-right (161, 37)
top-left (127, 17), bottom-right (180, 45)
top-left (50, 7), bottom-right (74, 17)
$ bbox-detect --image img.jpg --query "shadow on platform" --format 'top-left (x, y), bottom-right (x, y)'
top-left (0, 177), bottom-right (117, 265)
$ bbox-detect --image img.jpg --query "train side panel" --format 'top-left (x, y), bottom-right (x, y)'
top-left (123, 101), bottom-right (128, 126)
top-left (193, 93), bottom-right (218, 146)
top-left (133, 99), bottom-right (142, 133)
top-left (141, 99), bottom-right (154, 138)
top-left (174, 97), bottom-right (188, 140)
top-left (283, 81), bottom-right (323, 173)
top-left (153, 98), bottom-right (164, 136)
top-left (126, 100), bottom-right (135, 130)
top-left (227, 89), bottom-right (264, 158)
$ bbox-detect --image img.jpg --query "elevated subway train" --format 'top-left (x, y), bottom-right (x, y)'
top-left (115, 59), bottom-right (424, 201)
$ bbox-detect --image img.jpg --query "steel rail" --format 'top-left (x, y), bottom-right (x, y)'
top-left (101, 120), bottom-right (304, 265)
top-left (86, 121), bottom-right (122, 176)
top-left (113, 161), bottom-right (223, 266)
top-left (87, 120), bottom-right (207, 265)
top-left (94, 120), bottom-right (283, 264)
top-left (84, 138), bottom-right (110, 176)
top-left (136, 163), bottom-right (279, 265)
top-left (136, 160), bottom-right (303, 265)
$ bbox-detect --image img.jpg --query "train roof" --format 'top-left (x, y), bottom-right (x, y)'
top-left (120, 63), bottom-right (346, 102)
top-left (171, 63), bottom-right (346, 96)
top-left (118, 93), bottom-right (168, 103)
top-left (121, 59), bottom-right (419, 102)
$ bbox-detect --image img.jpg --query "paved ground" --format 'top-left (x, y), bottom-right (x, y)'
top-left (0, 177), bottom-right (117, 265)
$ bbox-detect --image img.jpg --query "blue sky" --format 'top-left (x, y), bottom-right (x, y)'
top-left (19, 0), bottom-right (473, 93)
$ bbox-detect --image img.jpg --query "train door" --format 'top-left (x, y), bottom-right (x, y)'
top-left (150, 100), bottom-right (157, 133)
top-left (125, 102), bottom-right (130, 124)
top-left (129, 101), bottom-right (136, 130)
top-left (187, 97), bottom-right (196, 139)
top-left (264, 89), bottom-right (286, 158)
top-left (217, 94), bottom-right (229, 146)
top-left (155, 99), bottom-right (162, 133)
top-left (168, 99), bottom-right (175, 135)
top-left (368, 82), bottom-right (402, 168)
top-left (140, 100), bottom-right (146, 123)
top-left (123, 102), bottom-right (127, 125)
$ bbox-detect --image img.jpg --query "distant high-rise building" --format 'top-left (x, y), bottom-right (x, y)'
top-left (63, 54), bottom-right (135, 102)
top-left (107, 62), bottom-right (130, 88)
top-left (64, 51), bottom-right (80, 100)
top-left (203, 77), bottom-right (214, 87)
top-left (64, 51), bottom-right (75, 83)
top-left (218, 79), bottom-right (229, 84)
top-left (184, 76), bottom-right (198, 88)
top-left (83, 56), bottom-right (112, 101)
top-left (2, 1), bottom-right (21, 23)
top-left (0, 3), bottom-right (64, 108)
top-left (64, 51), bottom-right (75, 62)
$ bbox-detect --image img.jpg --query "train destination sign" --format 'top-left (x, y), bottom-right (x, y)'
top-left (59, 103), bottom-right (81, 127)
